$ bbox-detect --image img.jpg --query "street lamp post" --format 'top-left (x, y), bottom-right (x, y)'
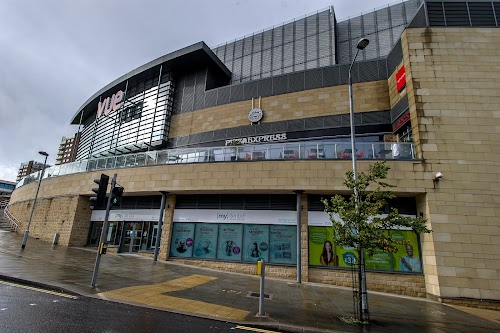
top-left (21, 151), bottom-right (49, 249)
top-left (348, 38), bottom-right (369, 320)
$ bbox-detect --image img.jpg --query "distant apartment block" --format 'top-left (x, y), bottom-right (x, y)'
top-left (55, 133), bottom-right (80, 165)
top-left (16, 161), bottom-right (49, 182)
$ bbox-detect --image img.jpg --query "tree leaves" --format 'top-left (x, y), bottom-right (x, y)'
top-left (322, 161), bottom-right (431, 257)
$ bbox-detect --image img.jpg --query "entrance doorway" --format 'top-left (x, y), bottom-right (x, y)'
top-left (120, 222), bottom-right (158, 253)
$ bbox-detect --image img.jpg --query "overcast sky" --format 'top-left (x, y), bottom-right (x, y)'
top-left (0, 0), bottom-right (395, 181)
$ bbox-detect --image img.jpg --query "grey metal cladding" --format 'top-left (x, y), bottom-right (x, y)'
top-left (359, 61), bottom-right (378, 82)
top-left (230, 84), bottom-right (244, 103)
top-left (200, 131), bottom-right (214, 143)
top-left (305, 116), bottom-right (324, 129)
top-left (217, 86), bottom-right (230, 105)
top-left (226, 127), bottom-right (241, 139)
top-left (387, 39), bottom-right (403, 75)
top-left (390, 94), bottom-right (409, 121)
top-left (188, 133), bottom-right (201, 145)
top-left (305, 68), bottom-right (323, 90)
top-left (408, 4), bottom-right (427, 28)
top-left (339, 64), bottom-right (349, 85)
top-left (288, 119), bottom-right (305, 131)
top-left (289, 72), bottom-right (305, 93)
top-left (255, 122), bottom-right (273, 135)
top-left (378, 59), bottom-right (388, 79)
top-left (323, 66), bottom-right (340, 86)
top-left (427, 2), bottom-right (446, 26)
top-left (273, 75), bottom-right (288, 95)
top-left (444, 2), bottom-right (470, 26)
top-left (272, 121), bottom-right (288, 132)
top-left (241, 125), bottom-right (256, 137)
top-left (244, 81), bottom-right (259, 100)
top-left (469, 2), bottom-right (497, 26)
top-left (205, 89), bottom-right (217, 108)
top-left (258, 78), bottom-right (273, 97)
top-left (213, 128), bottom-right (227, 141)
top-left (193, 70), bottom-right (206, 110)
top-left (496, 2), bottom-right (500, 24)
top-left (324, 114), bottom-right (341, 127)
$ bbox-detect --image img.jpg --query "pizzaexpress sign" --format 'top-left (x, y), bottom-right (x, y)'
top-left (225, 133), bottom-right (287, 146)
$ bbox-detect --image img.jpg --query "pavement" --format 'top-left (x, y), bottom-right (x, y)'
top-left (0, 230), bottom-right (499, 333)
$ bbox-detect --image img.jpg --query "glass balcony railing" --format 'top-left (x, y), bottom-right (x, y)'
top-left (16, 141), bottom-right (417, 188)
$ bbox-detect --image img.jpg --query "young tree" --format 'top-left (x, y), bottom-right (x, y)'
top-left (322, 161), bottom-right (431, 323)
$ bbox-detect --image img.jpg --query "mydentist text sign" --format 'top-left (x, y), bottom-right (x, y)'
top-left (173, 209), bottom-right (296, 225)
top-left (91, 209), bottom-right (161, 222)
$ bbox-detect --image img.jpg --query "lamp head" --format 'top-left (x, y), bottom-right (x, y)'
top-left (38, 151), bottom-right (49, 157)
top-left (356, 38), bottom-right (370, 50)
top-left (434, 172), bottom-right (443, 180)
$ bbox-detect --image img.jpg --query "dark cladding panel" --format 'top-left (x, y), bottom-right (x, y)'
top-left (305, 68), bottom-right (323, 90)
top-left (305, 116), bottom-right (324, 129)
top-left (230, 83), bottom-right (244, 103)
top-left (244, 81), bottom-right (259, 100)
top-left (468, 2), bottom-right (497, 26)
top-left (217, 86), bottom-right (230, 105)
top-left (323, 66), bottom-right (340, 86)
top-left (255, 122), bottom-right (273, 135)
top-left (289, 72), bottom-right (305, 93)
top-left (324, 114), bottom-right (342, 127)
top-left (193, 70), bottom-right (206, 111)
top-left (444, 2), bottom-right (470, 26)
top-left (272, 75), bottom-right (288, 95)
top-left (253, 32), bottom-right (263, 53)
top-left (241, 125), bottom-right (256, 137)
top-left (427, 2), bottom-right (446, 26)
top-left (205, 89), bottom-right (217, 108)
top-left (363, 12), bottom-right (376, 35)
top-left (181, 72), bottom-right (195, 113)
top-left (359, 61), bottom-right (378, 82)
top-left (258, 77), bottom-right (273, 97)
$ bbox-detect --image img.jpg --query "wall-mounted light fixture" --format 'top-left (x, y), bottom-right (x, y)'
top-left (433, 172), bottom-right (443, 188)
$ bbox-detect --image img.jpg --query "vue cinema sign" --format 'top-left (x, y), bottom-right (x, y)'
top-left (96, 90), bottom-right (124, 118)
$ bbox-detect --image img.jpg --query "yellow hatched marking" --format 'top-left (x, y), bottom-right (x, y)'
top-left (235, 325), bottom-right (281, 333)
top-left (100, 274), bottom-right (250, 321)
top-left (0, 280), bottom-right (77, 299)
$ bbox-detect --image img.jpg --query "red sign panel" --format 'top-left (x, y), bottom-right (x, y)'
top-left (396, 66), bottom-right (406, 92)
top-left (393, 111), bottom-right (411, 132)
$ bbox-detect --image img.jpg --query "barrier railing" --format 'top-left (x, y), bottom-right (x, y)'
top-left (3, 206), bottom-right (19, 232)
top-left (17, 140), bottom-right (417, 189)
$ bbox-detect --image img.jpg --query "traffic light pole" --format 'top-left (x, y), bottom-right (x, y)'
top-left (91, 173), bottom-right (117, 287)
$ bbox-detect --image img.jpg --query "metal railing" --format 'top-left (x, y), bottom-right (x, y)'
top-left (3, 206), bottom-right (19, 232)
top-left (17, 140), bottom-right (417, 189)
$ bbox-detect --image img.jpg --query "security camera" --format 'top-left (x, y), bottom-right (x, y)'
top-left (434, 172), bottom-right (443, 180)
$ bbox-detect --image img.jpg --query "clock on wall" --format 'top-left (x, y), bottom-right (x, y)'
top-left (248, 108), bottom-right (263, 123)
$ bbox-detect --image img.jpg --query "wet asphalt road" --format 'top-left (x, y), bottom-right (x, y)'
top-left (0, 281), bottom-right (252, 333)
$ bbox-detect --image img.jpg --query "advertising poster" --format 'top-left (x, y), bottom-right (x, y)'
top-left (336, 244), bottom-right (358, 268)
top-left (193, 223), bottom-right (218, 259)
top-left (242, 224), bottom-right (269, 262)
top-left (269, 225), bottom-right (296, 264)
top-left (170, 223), bottom-right (195, 258)
top-left (217, 224), bottom-right (243, 261)
top-left (364, 231), bottom-right (392, 271)
top-left (392, 230), bottom-right (421, 273)
top-left (308, 226), bottom-right (336, 267)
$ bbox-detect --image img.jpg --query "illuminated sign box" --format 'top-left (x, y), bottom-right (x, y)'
top-left (396, 66), bottom-right (406, 92)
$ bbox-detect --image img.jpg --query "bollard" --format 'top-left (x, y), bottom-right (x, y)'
top-left (257, 259), bottom-right (266, 316)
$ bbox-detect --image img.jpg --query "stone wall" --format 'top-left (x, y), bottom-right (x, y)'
top-left (7, 195), bottom-right (91, 246)
top-left (403, 27), bottom-right (500, 302)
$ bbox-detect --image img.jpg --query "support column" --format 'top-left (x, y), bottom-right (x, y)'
top-left (294, 190), bottom-right (304, 283)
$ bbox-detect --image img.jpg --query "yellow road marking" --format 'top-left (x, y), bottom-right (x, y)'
top-left (0, 280), bottom-right (78, 299)
top-left (235, 325), bottom-right (280, 333)
top-left (99, 274), bottom-right (250, 321)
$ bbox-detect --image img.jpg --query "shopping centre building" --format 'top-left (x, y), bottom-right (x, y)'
top-left (7, 0), bottom-right (499, 308)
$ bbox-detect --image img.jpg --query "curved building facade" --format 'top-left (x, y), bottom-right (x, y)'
top-left (9, 0), bottom-right (500, 309)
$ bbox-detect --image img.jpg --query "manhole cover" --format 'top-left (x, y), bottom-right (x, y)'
top-left (246, 291), bottom-right (273, 300)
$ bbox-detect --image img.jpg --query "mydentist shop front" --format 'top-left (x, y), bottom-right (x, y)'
top-left (169, 209), bottom-right (298, 266)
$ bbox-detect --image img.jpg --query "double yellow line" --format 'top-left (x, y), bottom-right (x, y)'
top-left (0, 280), bottom-right (78, 299)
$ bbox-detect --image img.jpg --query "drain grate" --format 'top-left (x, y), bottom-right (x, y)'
top-left (246, 291), bottom-right (273, 300)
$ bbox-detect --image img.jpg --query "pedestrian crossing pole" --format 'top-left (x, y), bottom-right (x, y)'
top-left (91, 173), bottom-right (117, 287)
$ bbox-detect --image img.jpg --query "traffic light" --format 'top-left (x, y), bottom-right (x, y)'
top-left (90, 174), bottom-right (109, 209)
top-left (111, 186), bottom-right (124, 207)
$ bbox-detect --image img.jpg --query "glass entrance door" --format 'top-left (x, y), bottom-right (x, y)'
top-left (123, 222), bottom-right (144, 253)
top-left (149, 224), bottom-right (159, 249)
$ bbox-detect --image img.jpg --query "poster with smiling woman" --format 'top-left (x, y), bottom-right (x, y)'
top-left (242, 224), bottom-right (269, 262)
